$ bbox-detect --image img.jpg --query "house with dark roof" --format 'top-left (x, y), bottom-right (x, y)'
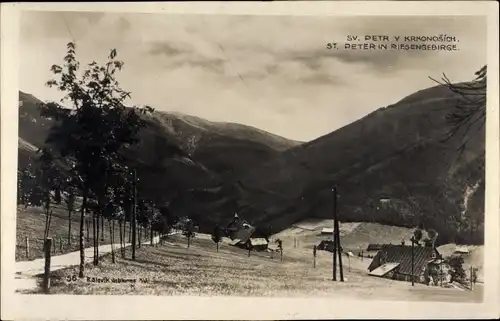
top-left (225, 214), bottom-right (269, 251)
top-left (368, 244), bottom-right (442, 283)
top-left (366, 244), bottom-right (383, 251)
top-left (317, 240), bottom-right (343, 253)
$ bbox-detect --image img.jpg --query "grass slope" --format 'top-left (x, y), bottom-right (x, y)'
top-left (39, 234), bottom-right (482, 302)
top-left (16, 205), bottom-right (148, 262)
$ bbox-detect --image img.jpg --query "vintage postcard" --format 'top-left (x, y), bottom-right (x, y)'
top-left (1, 1), bottom-right (499, 320)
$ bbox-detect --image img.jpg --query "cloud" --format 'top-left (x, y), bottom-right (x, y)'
top-left (19, 12), bottom-right (487, 141)
top-left (149, 42), bottom-right (191, 57)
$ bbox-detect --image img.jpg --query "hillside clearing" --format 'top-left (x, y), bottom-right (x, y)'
top-left (275, 220), bottom-right (416, 251)
top-left (38, 234), bottom-right (482, 302)
top-left (16, 206), bottom-right (148, 262)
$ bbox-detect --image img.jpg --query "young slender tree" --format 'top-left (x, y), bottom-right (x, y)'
top-left (63, 187), bottom-right (76, 245)
top-left (40, 42), bottom-right (152, 277)
top-left (183, 218), bottom-right (196, 248)
top-left (37, 148), bottom-right (62, 241)
top-left (211, 225), bottom-right (223, 252)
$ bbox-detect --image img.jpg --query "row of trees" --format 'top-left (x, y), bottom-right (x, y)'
top-left (17, 42), bottom-right (181, 278)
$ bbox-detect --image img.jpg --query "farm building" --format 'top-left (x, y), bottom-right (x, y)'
top-left (226, 214), bottom-right (269, 251)
top-left (454, 246), bottom-right (470, 255)
top-left (363, 244), bottom-right (383, 257)
top-left (317, 240), bottom-right (343, 253)
top-left (366, 244), bottom-right (383, 251)
top-left (321, 228), bottom-right (334, 235)
top-left (368, 244), bottom-right (443, 284)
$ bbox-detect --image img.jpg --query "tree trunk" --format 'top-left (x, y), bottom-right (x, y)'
top-left (128, 220), bottom-right (132, 243)
top-left (150, 225), bottom-right (153, 246)
top-left (86, 217), bottom-right (90, 242)
top-left (101, 216), bottom-right (105, 242)
top-left (110, 219), bottom-right (115, 263)
top-left (119, 219), bottom-right (124, 258)
top-left (79, 188), bottom-right (88, 278)
top-left (217, 242), bottom-right (219, 252)
top-left (96, 210), bottom-right (100, 264)
top-left (68, 209), bottom-right (72, 245)
top-left (92, 210), bottom-right (97, 265)
top-left (138, 225), bottom-right (141, 249)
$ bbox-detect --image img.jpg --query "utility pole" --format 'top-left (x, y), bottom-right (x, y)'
top-left (332, 188), bottom-right (337, 281)
top-left (332, 186), bottom-right (344, 282)
top-left (131, 169), bottom-right (137, 260)
top-left (411, 235), bottom-right (415, 286)
top-left (335, 188), bottom-right (344, 282)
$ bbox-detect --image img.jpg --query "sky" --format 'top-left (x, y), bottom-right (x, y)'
top-left (19, 11), bottom-right (486, 142)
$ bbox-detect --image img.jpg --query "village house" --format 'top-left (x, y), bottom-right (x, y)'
top-left (364, 243), bottom-right (383, 258)
top-left (317, 240), bottom-right (343, 253)
top-left (453, 246), bottom-right (470, 256)
top-left (368, 244), bottom-right (443, 284)
top-left (226, 213), bottom-right (269, 251)
top-left (320, 228), bottom-right (334, 235)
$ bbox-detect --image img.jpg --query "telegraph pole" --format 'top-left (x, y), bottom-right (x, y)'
top-left (332, 186), bottom-right (344, 282)
top-left (131, 169), bottom-right (137, 260)
top-left (332, 188), bottom-right (337, 281)
top-left (335, 188), bottom-right (344, 282)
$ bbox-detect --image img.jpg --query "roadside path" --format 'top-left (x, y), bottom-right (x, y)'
top-left (15, 232), bottom-right (178, 291)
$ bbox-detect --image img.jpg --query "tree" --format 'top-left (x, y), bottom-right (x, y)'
top-left (413, 228), bottom-right (423, 246)
top-left (158, 205), bottom-right (179, 242)
top-left (63, 187), bottom-right (76, 245)
top-left (40, 42), bottom-right (152, 277)
top-left (37, 147), bottom-right (63, 241)
top-left (425, 228), bottom-right (439, 248)
top-left (102, 194), bottom-right (120, 263)
top-left (17, 165), bottom-right (36, 207)
top-left (211, 225), bottom-right (223, 252)
top-left (430, 65), bottom-right (486, 155)
top-left (276, 238), bottom-right (283, 262)
top-left (182, 218), bottom-right (196, 248)
top-left (447, 256), bottom-right (467, 284)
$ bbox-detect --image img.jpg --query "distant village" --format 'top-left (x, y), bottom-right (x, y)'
top-left (172, 213), bottom-right (477, 289)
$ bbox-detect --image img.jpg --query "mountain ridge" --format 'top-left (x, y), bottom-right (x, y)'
top-left (16, 81), bottom-right (485, 245)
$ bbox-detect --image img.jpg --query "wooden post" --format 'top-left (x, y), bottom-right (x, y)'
top-left (59, 237), bottom-right (63, 253)
top-left (43, 238), bottom-right (52, 293)
top-left (440, 262), bottom-right (443, 287)
top-left (313, 245), bottom-right (317, 268)
top-left (25, 237), bottom-right (29, 259)
top-left (52, 238), bottom-right (56, 254)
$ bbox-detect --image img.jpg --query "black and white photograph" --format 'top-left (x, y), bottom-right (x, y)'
top-left (1, 2), bottom-right (499, 320)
